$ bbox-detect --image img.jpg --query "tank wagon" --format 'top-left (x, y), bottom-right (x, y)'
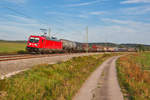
top-left (60, 39), bottom-right (76, 52)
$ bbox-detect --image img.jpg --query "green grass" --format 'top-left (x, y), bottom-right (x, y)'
top-left (0, 41), bottom-right (26, 55)
top-left (134, 52), bottom-right (150, 70)
top-left (117, 52), bottom-right (150, 100)
top-left (0, 53), bottom-right (116, 100)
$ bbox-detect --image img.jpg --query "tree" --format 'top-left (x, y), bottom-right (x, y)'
top-left (137, 44), bottom-right (145, 52)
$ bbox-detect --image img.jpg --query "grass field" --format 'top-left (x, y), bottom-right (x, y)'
top-left (0, 53), bottom-right (116, 100)
top-left (0, 41), bottom-right (26, 55)
top-left (117, 52), bottom-right (150, 100)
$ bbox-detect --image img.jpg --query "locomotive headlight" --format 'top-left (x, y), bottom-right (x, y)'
top-left (35, 44), bottom-right (38, 46)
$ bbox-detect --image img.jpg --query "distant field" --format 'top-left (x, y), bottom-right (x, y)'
top-left (0, 41), bottom-right (26, 54)
top-left (117, 52), bottom-right (150, 100)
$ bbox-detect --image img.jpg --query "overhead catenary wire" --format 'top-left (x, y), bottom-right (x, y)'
top-left (0, 6), bottom-right (85, 41)
top-left (0, 6), bottom-right (32, 19)
top-left (0, 6), bottom-right (49, 27)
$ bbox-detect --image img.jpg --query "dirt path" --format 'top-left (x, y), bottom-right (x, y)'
top-left (73, 56), bottom-right (124, 100)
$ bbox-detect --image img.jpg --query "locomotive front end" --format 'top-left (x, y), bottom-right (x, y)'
top-left (26, 36), bottom-right (40, 52)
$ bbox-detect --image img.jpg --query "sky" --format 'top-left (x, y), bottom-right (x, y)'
top-left (0, 0), bottom-right (150, 44)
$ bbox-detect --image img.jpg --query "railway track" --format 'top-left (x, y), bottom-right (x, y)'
top-left (0, 52), bottom-right (100, 62)
top-left (0, 53), bottom-right (67, 62)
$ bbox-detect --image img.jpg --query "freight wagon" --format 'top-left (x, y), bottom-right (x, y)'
top-left (60, 39), bottom-right (76, 52)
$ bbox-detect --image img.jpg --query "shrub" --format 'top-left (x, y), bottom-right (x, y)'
top-left (17, 50), bottom-right (28, 54)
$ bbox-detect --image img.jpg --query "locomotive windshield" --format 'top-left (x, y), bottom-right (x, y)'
top-left (29, 37), bottom-right (39, 43)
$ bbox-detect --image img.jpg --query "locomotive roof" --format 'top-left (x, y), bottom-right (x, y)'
top-left (30, 35), bottom-right (61, 41)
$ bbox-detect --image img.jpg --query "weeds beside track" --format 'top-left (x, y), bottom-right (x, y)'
top-left (117, 52), bottom-right (150, 100)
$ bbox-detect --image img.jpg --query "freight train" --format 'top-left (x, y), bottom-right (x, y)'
top-left (26, 35), bottom-right (88, 53)
top-left (26, 35), bottom-right (136, 53)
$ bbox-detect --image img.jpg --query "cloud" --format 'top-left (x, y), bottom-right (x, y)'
top-left (101, 18), bottom-right (150, 28)
top-left (89, 25), bottom-right (136, 43)
top-left (121, 0), bottom-right (150, 4)
top-left (121, 6), bottom-right (150, 15)
top-left (46, 11), bottom-right (89, 19)
top-left (65, 0), bottom-right (104, 7)
top-left (0, 15), bottom-right (47, 40)
top-left (77, 11), bottom-right (106, 18)
top-left (7, 15), bottom-right (38, 24)
top-left (89, 11), bottom-right (105, 15)
top-left (101, 18), bottom-right (133, 24)
top-left (78, 15), bottom-right (89, 18)
top-left (89, 25), bottom-right (150, 44)
top-left (46, 10), bottom-right (106, 20)
top-left (2, 0), bottom-right (27, 4)
top-left (86, 18), bottom-right (150, 44)
top-left (46, 11), bottom-right (71, 17)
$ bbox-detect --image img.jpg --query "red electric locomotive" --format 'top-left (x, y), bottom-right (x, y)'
top-left (26, 35), bottom-right (62, 53)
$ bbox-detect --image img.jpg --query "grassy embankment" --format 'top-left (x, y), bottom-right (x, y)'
top-left (0, 53), bottom-right (117, 100)
top-left (117, 52), bottom-right (150, 100)
top-left (0, 41), bottom-right (26, 55)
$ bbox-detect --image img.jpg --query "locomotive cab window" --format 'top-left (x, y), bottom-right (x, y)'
top-left (29, 37), bottom-right (39, 43)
